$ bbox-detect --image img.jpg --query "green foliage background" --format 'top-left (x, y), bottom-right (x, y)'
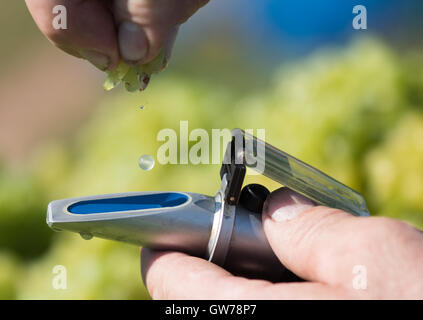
top-left (1, 38), bottom-right (423, 299)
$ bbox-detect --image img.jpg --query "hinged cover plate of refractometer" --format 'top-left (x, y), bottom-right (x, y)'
top-left (220, 129), bottom-right (369, 217)
top-left (220, 131), bottom-right (246, 206)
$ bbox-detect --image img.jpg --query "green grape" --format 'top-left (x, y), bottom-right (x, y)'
top-left (103, 49), bottom-right (166, 92)
top-left (102, 61), bottom-right (130, 91)
top-left (122, 67), bottom-right (139, 92)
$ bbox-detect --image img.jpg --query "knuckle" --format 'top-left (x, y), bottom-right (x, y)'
top-left (348, 217), bottom-right (416, 252)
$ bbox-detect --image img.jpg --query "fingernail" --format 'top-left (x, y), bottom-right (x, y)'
top-left (80, 50), bottom-right (109, 70)
top-left (118, 21), bottom-right (148, 63)
top-left (264, 189), bottom-right (315, 222)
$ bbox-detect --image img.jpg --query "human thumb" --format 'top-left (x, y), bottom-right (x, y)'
top-left (262, 187), bottom-right (356, 282)
top-left (113, 0), bottom-right (207, 64)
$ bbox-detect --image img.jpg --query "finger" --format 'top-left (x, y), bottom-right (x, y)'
top-left (140, 249), bottom-right (350, 299)
top-left (262, 187), bottom-right (364, 285)
top-left (114, 0), bottom-right (208, 64)
top-left (141, 249), bottom-right (263, 299)
top-left (25, 0), bottom-right (119, 70)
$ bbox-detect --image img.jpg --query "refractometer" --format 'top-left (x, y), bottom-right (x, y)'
top-left (47, 129), bottom-right (369, 282)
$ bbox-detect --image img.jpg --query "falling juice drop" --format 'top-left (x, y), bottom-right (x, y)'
top-left (138, 155), bottom-right (155, 171)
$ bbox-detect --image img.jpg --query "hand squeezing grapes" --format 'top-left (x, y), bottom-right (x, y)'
top-left (25, 0), bottom-right (209, 91)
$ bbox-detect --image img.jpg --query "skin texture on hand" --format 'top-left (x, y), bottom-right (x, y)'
top-left (25, 0), bottom-right (209, 70)
top-left (141, 188), bottom-right (423, 299)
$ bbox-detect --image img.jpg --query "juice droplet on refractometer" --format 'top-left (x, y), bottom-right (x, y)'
top-left (80, 232), bottom-right (93, 240)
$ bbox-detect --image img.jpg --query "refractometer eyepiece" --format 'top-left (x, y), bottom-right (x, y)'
top-left (239, 184), bottom-right (270, 214)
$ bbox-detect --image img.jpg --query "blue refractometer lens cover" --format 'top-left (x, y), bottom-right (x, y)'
top-left (68, 192), bottom-right (188, 214)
